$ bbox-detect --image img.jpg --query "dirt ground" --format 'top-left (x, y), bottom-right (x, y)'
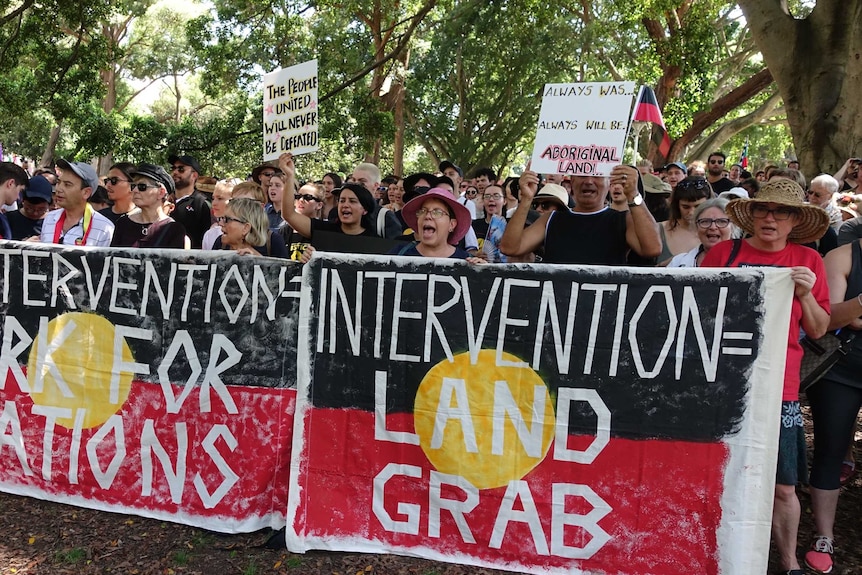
top-left (2, 413), bottom-right (861, 575)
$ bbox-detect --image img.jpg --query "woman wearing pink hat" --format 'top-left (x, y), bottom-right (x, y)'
top-left (394, 188), bottom-right (482, 262)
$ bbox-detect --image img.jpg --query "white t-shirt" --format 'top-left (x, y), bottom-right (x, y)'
top-left (40, 208), bottom-right (115, 247)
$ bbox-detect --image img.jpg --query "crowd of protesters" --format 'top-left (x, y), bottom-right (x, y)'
top-left (2, 151), bottom-right (862, 574)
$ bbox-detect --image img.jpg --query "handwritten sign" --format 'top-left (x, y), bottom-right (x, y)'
top-left (287, 254), bottom-right (792, 575)
top-left (530, 82), bottom-right (636, 176)
top-left (263, 59), bottom-right (319, 161)
top-left (0, 243), bottom-right (301, 532)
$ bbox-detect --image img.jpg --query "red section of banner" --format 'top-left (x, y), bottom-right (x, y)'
top-left (0, 376), bottom-right (294, 532)
top-left (294, 409), bottom-right (727, 575)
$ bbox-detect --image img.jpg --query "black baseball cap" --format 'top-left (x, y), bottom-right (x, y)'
top-left (167, 154), bottom-right (202, 175)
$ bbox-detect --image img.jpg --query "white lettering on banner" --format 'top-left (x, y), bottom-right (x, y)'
top-left (496, 279), bottom-right (538, 368)
top-left (490, 480), bottom-right (549, 555)
top-left (111, 325), bottom-right (152, 405)
top-left (492, 381), bottom-right (546, 457)
top-left (428, 471), bottom-right (478, 542)
top-left (0, 315), bottom-right (32, 392)
top-left (68, 408), bottom-right (85, 484)
top-left (193, 424), bottom-right (239, 508)
top-left (0, 247), bottom-right (20, 303)
top-left (32, 316), bottom-right (75, 397)
top-left (32, 404), bottom-right (72, 481)
top-left (87, 414), bottom-right (126, 490)
top-left (109, 256), bottom-right (141, 316)
top-left (374, 371), bottom-right (419, 445)
top-left (424, 275), bottom-right (460, 363)
top-left (142, 260), bottom-right (176, 318)
top-left (1, 251), bottom-right (295, 324)
top-left (157, 331), bottom-right (240, 415)
top-left (372, 462), bottom-right (610, 555)
top-left (82, 253), bottom-right (111, 304)
top-left (50, 252), bottom-right (79, 308)
top-left (140, 420), bottom-right (188, 504)
top-left (23, 250), bottom-right (49, 307)
top-left (431, 378), bottom-right (477, 452)
top-left (316, 270), bottom-right (736, 380)
top-left (553, 388), bottom-right (610, 464)
top-left (0, 400), bottom-right (33, 475)
top-left (391, 273), bottom-right (426, 362)
top-left (373, 463), bottom-right (422, 535)
top-left (551, 483), bottom-right (612, 559)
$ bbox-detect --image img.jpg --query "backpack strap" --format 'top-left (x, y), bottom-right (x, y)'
top-left (726, 238), bottom-right (743, 266)
top-left (377, 207), bottom-right (389, 237)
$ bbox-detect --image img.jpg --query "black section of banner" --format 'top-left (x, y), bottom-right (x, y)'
top-left (0, 242), bottom-right (300, 388)
top-left (304, 257), bottom-right (765, 442)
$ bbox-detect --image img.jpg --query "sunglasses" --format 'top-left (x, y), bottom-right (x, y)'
top-left (218, 215), bottom-right (247, 225)
top-left (260, 171), bottom-right (276, 178)
top-left (103, 176), bottom-right (131, 186)
top-left (466, 189), bottom-right (478, 196)
top-left (675, 178), bottom-right (711, 191)
top-left (295, 193), bottom-right (319, 202)
top-left (170, 165), bottom-right (187, 173)
top-left (132, 182), bottom-right (161, 192)
top-left (708, 159), bottom-right (724, 165)
top-left (531, 201), bottom-right (556, 211)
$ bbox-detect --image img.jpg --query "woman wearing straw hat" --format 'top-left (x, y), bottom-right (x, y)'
top-left (702, 178), bottom-right (831, 575)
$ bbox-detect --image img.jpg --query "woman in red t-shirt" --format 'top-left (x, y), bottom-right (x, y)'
top-left (702, 178), bottom-right (831, 575)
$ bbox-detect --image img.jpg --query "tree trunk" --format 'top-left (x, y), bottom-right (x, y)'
top-left (40, 124), bottom-right (62, 167)
top-left (737, 0), bottom-right (862, 174)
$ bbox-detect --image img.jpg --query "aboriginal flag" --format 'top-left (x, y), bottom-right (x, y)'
top-left (632, 85), bottom-right (672, 158)
top-left (288, 256), bottom-right (789, 575)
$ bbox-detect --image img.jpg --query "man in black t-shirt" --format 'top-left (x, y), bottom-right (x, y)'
top-left (168, 154), bottom-right (211, 248)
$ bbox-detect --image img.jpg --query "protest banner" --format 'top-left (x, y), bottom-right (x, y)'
top-left (287, 254), bottom-right (792, 575)
top-left (530, 82), bottom-right (636, 176)
top-left (263, 59), bottom-right (319, 161)
top-left (0, 243), bottom-right (301, 532)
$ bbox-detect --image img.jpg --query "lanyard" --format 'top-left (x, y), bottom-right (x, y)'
top-left (53, 203), bottom-right (95, 245)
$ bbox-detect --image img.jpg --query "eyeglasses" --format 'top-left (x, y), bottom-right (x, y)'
top-left (675, 179), bottom-right (711, 191)
top-left (103, 176), bottom-right (131, 186)
top-left (260, 171), bottom-right (275, 178)
top-left (170, 165), bottom-right (187, 173)
top-left (751, 205), bottom-right (798, 220)
top-left (709, 159), bottom-right (724, 165)
top-left (696, 217), bottom-right (732, 229)
top-left (531, 201), bottom-right (556, 211)
top-left (132, 182), bottom-right (161, 192)
top-left (217, 215), bottom-right (247, 225)
top-left (466, 189), bottom-right (478, 196)
top-left (295, 193), bottom-right (319, 202)
top-left (415, 207), bottom-right (450, 219)
top-left (483, 193), bottom-right (504, 200)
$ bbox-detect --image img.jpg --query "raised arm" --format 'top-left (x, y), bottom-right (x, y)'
top-left (278, 152), bottom-right (312, 238)
top-left (500, 170), bottom-right (548, 257)
top-left (614, 165), bottom-right (661, 257)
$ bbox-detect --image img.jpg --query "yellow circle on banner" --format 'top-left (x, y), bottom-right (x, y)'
top-left (27, 313), bottom-right (134, 429)
top-left (413, 350), bottom-right (555, 490)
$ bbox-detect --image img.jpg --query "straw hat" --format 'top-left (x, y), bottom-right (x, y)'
top-left (725, 178), bottom-right (830, 244)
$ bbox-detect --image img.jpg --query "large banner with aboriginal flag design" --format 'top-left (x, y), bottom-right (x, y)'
top-left (0, 242), bottom-right (300, 532)
top-left (287, 255), bottom-right (795, 575)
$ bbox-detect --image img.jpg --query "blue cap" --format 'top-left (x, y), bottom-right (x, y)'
top-left (23, 175), bottom-right (53, 202)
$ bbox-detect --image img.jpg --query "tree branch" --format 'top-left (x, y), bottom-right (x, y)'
top-left (319, 0), bottom-right (436, 104)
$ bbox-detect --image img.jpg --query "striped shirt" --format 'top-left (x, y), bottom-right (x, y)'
top-left (40, 208), bottom-right (115, 247)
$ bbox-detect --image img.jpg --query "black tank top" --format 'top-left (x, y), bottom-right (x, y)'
top-left (824, 240), bottom-right (862, 389)
top-left (543, 208), bottom-right (628, 265)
